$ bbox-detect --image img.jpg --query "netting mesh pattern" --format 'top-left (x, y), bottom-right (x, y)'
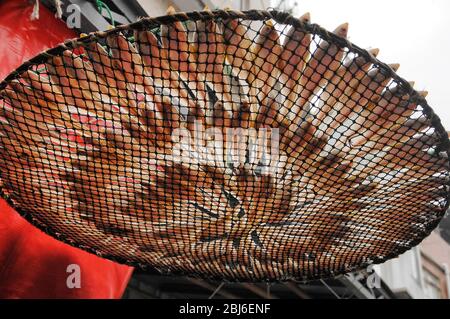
top-left (0, 10), bottom-right (449, 281)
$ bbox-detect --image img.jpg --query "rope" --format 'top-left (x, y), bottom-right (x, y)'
top-left (30, 0), bottom-right (40, 20)
top-left (54, 0), bottom-right (63, 19)
top-left (96, 0), bottom-right (115, 27)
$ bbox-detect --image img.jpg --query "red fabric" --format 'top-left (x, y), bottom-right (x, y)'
top-left (0, 0), bottom-right (133, 298)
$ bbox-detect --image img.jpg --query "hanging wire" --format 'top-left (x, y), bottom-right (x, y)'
top-left (320, 280), bottom-right (341, 299)
top-left (208, 282), bottom-right (225, 299)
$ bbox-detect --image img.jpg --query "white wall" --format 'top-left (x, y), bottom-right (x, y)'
top-left (377, 247), bottom-right (428, 299)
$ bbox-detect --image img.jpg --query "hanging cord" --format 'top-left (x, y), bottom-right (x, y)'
top-left (95, 0), bottom-right (115, 27)
top-left (31, 0), bottom-right (62, 20)
top-left (31, 0), bottom-right (40, 20)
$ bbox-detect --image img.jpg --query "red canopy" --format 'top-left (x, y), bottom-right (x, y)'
top-left (0, 0), bottom-right (133, 298)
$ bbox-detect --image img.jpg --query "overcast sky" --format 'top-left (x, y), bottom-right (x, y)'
top-left (276, 0), bottom-right (450, 130)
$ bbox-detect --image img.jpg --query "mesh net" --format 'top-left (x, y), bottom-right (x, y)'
top-left (0, 10), bottom-right (449, 281)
